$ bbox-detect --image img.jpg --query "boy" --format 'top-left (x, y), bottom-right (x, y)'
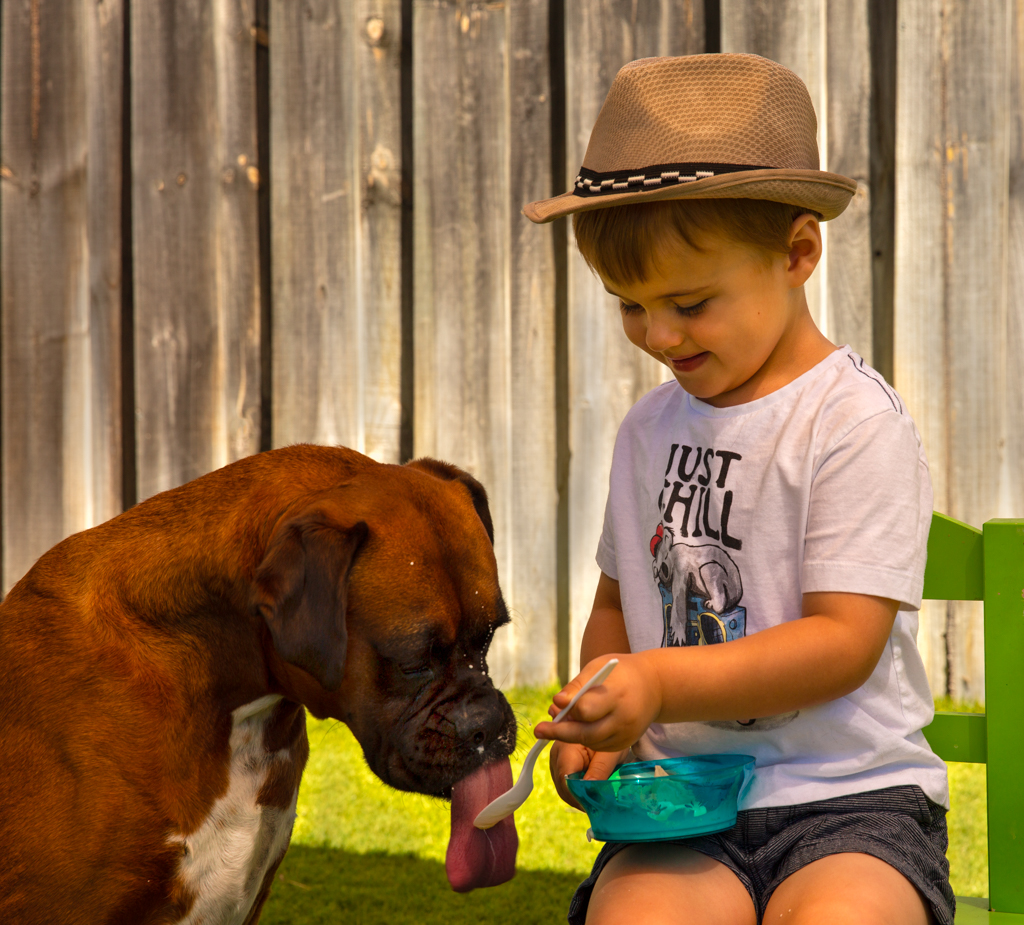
top-left (524, 55), bottom-right (953, 925)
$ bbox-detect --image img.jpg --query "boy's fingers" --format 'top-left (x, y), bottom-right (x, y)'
top-left (533, 719), bottom-right (566, 740)
top-left (547, 684), bottom-right (618, 724)
top-left (535, 717), bottom-right (595, 741)
top-left (546, 655), bottom-right (621, 718)
top-left (547, 678), bottom-right (585, 717)
top-left (536, 716), bottom-right (626, 751)
top-left (582, 749), bottom-right (625, 781)
top-left (549, 742), bottom-right (589, 811)
top-left (549, 741), bottom-right (589, 778)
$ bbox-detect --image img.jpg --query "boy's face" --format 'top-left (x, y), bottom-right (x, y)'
top-left (600, 216), bottom-right (829, 407)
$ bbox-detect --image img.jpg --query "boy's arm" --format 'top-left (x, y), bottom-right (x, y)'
top-left (579, 571), bottom-right (631, 664)
top-left (537, 591), bottom-right (899, 754)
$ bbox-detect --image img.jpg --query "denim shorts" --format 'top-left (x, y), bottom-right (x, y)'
top-left (568, 785), bottom-right (955, 925)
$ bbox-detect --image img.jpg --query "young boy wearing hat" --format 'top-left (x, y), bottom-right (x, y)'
top-left (528, 55), bottom-right (953, 925)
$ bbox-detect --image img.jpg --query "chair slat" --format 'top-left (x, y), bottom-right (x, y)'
top-left (953, 896), bottom-right (1024, 923)
top-left (923, 512), bottom-right (984, 601)
top-left (956, 897), bottom-right (991, 923)
top-left (922, 712), bottom-right (987, 763)
top-left (982, 520), bottom-right (1024, 915)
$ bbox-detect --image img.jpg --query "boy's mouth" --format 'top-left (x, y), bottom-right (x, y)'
top-left (669, 351), bottom-right (709, 373)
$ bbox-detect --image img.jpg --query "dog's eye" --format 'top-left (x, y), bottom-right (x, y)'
top-left (399, 663), bottom-right (433, 680)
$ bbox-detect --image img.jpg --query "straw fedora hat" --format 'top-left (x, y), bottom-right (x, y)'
top-left (524, 53), bottom-right (857, 224)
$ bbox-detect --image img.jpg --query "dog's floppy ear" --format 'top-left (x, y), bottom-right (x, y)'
top-left (405, 457), bottom-right (494, 545)
top-left (253, 510), bottom-right (368, 691)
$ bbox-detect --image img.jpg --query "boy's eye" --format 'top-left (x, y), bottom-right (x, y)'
top-left (672, 299), bottom-right (709, 317)
top-left (618, 299), bottom-right (709, 316)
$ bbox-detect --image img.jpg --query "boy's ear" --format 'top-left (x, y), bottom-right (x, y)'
top-left (786, 213), bottom-right (822, 285)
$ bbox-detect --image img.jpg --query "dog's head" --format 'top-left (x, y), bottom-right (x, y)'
top-left (251, 456), bottom-right (516, 799)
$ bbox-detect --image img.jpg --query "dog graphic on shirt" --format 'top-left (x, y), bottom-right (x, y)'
top-left (650, 523), bottom-right (798, 730)
top-left (651, 524), bottom-right (744, 647)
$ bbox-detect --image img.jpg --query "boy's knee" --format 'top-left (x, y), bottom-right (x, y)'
top-left (764, 898), bottom-right (927, 925)
top-left (764, 853), bottom-right (935, 925)
top-left (586, 845), bottom-right (756, 925)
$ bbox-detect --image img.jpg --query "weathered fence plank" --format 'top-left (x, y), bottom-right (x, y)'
top-left (1007, 1), bottom-right (1024, 545)
top-left (894, 0), bottom-right (1012, 701)
top-left (270, 0), bottom-right (402, 461)
top-left (1, 0), bottom-right (124, 592)
top-left (505, 0), bottom-right (561, 686)
top-left (893, 1), bottom-right (950, 695)
top-left (823, 0), bottom-right (875, 360)
top-left (564, 1), bottom-right (703, 677)
top-left (131, 0), bottom-right (261, 501)
top-left (868, 0), bottom-right (897, 383)
top-left (413, 0), bottom-right (557, 687)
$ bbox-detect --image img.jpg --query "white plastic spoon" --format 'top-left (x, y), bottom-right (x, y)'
top-left (473, 658), bottom-right (619, 830)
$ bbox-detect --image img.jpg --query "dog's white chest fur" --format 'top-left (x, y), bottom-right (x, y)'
top-left (170, 695), bottom-right (298, 925)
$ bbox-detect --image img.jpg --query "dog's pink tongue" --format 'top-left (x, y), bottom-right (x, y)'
top-left (445, 759), bottom-right (518, 892)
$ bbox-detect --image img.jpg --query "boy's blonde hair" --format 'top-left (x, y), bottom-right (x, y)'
top-left (572, 199), bottom-right (822, 286)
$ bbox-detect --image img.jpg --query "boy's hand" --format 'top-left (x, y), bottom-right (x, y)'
top-left (534, 653), bottom-right (661, 753)
top-left (549, 741), bottom-right (631, 809)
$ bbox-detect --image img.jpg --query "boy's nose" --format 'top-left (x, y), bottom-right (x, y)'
top-left (645, 310), bottom-right (684, 353)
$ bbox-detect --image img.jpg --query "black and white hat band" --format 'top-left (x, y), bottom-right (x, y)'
top-left (573, 162), bottom-right (766, 198)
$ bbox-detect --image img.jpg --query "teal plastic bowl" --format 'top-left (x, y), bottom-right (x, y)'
top-left (566, 754), bottom-right (755, 842)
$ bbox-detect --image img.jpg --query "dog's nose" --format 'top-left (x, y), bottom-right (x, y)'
top-left (451, 697), bottom-right (505, 749)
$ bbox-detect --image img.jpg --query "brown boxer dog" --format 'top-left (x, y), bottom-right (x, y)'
top-left (0, 444), bottom-right (518, 925)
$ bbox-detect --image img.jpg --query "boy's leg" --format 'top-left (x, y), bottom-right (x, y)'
top-left (586, 844), bottom-right (757, 925)
top-left (762, 852), bottom-right (937, 925)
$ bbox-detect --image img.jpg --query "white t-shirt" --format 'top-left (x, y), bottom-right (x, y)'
top-left (596, 347), bottom-right (949, 809)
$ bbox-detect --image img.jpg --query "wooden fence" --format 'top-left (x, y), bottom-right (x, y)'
top-left (1, 0), bottom-right (1021, 698)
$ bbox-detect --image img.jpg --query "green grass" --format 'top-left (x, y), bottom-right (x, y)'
top-left (259, 688), bottom-right (989, 923)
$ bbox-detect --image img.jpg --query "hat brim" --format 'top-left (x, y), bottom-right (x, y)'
top-left (523, 168), bottom-right (858, 224)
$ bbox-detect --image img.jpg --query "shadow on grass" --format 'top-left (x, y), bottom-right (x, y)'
top-left (260, 844), bottom-right (582, 925)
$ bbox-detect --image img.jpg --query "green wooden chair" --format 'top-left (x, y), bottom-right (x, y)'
top-left (921, 513), bottom-right (1024, 923)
